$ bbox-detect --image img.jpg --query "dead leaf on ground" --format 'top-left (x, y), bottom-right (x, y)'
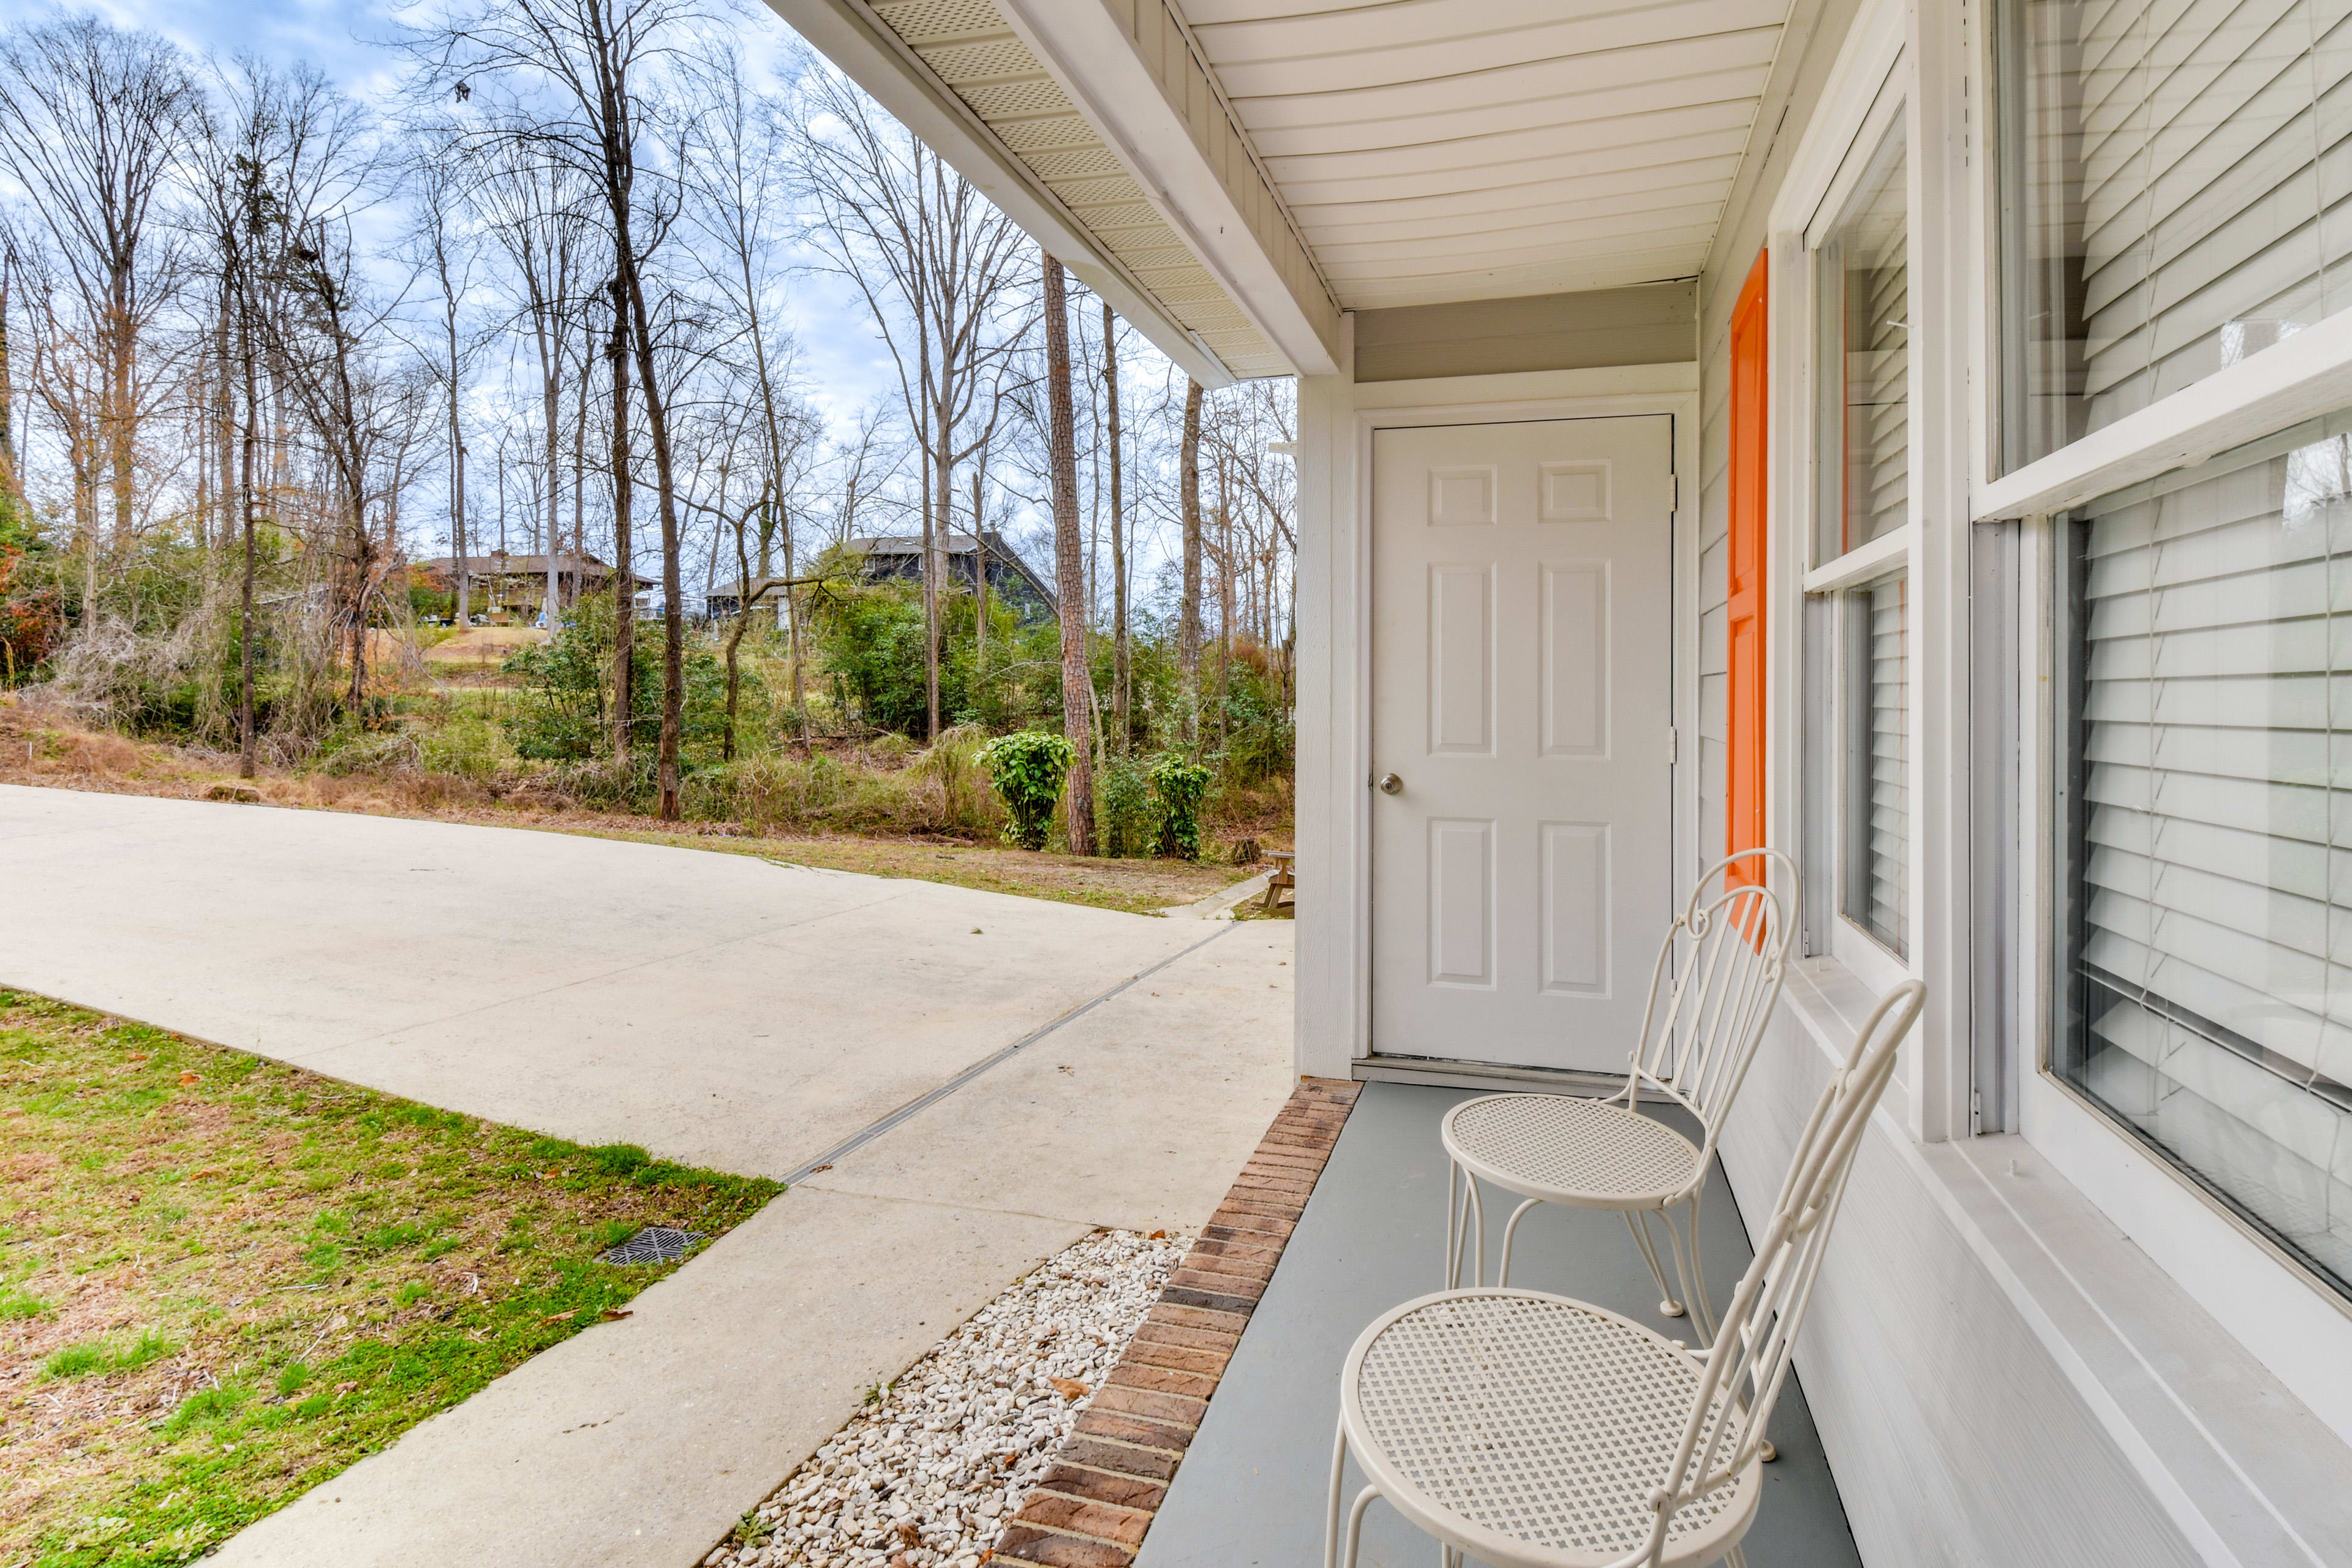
top-left (1048, 1376), bottom-right (1089, 1400)
top-left (597, 1308), bottom-right (632, 1322)
top-left (543, 1310), bottom-right (577, 1324)
top-left (1148, 1229), bottom-right (1167, 1240)
top-left (178, 1072), bottom-right (200, 1085)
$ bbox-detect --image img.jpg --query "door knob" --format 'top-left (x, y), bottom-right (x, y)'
top-left (1378, 773), bottom-right (1403, 795)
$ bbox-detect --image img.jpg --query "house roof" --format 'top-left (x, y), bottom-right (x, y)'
top-left (767, 0), bottom-right (1790, 376)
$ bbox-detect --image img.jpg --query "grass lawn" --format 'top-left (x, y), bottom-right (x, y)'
top-left (0, 990), bottom-right (781, 1567)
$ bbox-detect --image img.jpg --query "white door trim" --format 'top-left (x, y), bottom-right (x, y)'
top-left (1341, 374), bottom-right (1702, 1069)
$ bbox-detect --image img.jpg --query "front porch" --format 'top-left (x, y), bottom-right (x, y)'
top-left (1135, 1083), bottom-right (1857, 1568)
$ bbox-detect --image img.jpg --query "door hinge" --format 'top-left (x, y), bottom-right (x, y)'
top-left (1667, 726), bottom-right (1679, 766)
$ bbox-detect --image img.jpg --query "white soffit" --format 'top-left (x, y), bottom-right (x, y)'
top-left (1183, 0), bottom-right (1794, 311)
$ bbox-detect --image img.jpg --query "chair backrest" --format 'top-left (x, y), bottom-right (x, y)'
top-left (1646, 979), bottom-right (1926, 1556)
top-left (1621, 846), bottom-right (1799, 1139)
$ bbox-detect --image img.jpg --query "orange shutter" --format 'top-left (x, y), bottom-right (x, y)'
top-left (1725, 251), bottom-right (1769, 888)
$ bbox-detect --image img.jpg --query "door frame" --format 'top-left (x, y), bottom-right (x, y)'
top-left (1341, 372), bottom-right (1702, 1082)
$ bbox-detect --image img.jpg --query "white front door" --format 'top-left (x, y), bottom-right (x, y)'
top-left (1370, 415), bottom-right (1676, 1074)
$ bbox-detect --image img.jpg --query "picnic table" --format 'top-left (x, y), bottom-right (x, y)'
top-left (1262, 850), bottom-right (1295, 913)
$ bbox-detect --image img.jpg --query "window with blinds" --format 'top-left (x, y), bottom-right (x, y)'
top-left (2059, 415), bottom-right (2352, 1299)
top-left (1818, 116), bottom-right (1909, 564)
top-left (1996, 0), bottom-right (2352, 472)
top-left (1846, 576), bottom-right (1910, 956)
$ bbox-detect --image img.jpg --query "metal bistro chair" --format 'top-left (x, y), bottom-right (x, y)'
top-left (1329, 980), bottom-right (1926, 1568)
top-left (1442, 848), bottom-right (1796, 1348)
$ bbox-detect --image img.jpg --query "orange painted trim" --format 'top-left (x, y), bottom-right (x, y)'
top-left (1725, 251), bottom-right (1770, 889)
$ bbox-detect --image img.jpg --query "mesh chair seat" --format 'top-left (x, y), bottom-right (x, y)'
top-left (1342, 1289), bottom-right (1758, 1568)
top-left (1444, 1095), bottom-right (1703, 1210)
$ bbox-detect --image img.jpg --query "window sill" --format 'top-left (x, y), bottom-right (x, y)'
top-left (1776, 960), bottom-right (2352, 1564)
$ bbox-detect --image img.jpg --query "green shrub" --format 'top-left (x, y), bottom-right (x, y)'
top-left (1151, 755), bottom-right (1213, 861)
top-left (980, 731), bottom-right (1075, 850)
top-left (1096, 755), bottom-right (1157, 858)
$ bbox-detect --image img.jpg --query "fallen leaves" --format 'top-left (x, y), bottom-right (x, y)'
top-left (178, 1072), bottom-right (200, 1086)
top-left (598, 1308), bottom-right (632, 1323)
top-left (543, 1310), bottom-right (577, 1324)
top-left (1047, 1377), bottom-right (1088, 1401)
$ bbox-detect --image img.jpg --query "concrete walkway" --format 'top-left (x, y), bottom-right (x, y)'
top-left (0, 786), bottom-right (1297, 1567)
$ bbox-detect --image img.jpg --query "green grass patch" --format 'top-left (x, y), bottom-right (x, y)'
top-left (0, 989), bottom-right (781, 1567)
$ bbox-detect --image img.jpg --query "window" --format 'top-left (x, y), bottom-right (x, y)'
top-left (1846, 575), bottom-right (1910, 956)
top-left (1806, 102), bottom-right (1914, 974)
top-left (1816, 117), bottom-right (1909, 565)
top-left (1728, 252), bottom-right (1770, 884)
top-left (1995, 0), bottom-right (2352, 473)
top-left (2054, 411), bottom-right (2352, 1302)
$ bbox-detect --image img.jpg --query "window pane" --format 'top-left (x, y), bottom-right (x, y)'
top-left (1996, 0), bottom-right (2346, 472)
top-left (1817, 119), bottom-right (1909, 564)
top-left (2057, 412), bottom-right (2352, 1300)
top-left (1845, 574), bottom-right (1909, 955)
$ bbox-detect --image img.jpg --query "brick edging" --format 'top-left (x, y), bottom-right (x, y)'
top-left (987, 1077), bottom-right (1362, 1567)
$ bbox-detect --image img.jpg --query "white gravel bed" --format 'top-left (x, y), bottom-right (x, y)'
top-left (706, 1227), bottom-right (1190, 1568)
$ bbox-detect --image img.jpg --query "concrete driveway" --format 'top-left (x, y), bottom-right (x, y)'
top-left (0, 785), bottom-right (1298, 1567)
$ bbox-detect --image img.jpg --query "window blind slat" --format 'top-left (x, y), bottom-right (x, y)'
top-left (2070, 424), bottom-right (2352, 1293)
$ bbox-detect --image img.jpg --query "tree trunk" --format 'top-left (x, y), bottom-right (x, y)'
top-left (238, 298), bottom-right (259, 779)
top-left (618, 236), bottom-right (686, 822)
top-left (971, 467), bottom-right (986, 679)
top-left (1104, 303), bottom-right (1129, 756)
top-left (1042, 254), bottom-right (1094, 855)
top-left (1178, 377), bottom-right (1204, 749)
top-left (608, 276), bottom-right (633, 761)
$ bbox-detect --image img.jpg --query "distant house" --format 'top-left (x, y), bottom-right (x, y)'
top-left (842, 531), bottom-right (1057, 624)
top-left (410, 552), bottom-right (632, 624)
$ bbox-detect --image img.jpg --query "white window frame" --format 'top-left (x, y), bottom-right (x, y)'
top-left (1970, 0), bottom-right (2352, 1425)
top-left (1776, 31), bottom-right (1921, 1009)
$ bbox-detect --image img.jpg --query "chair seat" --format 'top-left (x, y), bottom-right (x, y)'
top-left (1443, 1095), bottom-right (1703, 1209)
top-left (1342, 1290), bottom-right (1757, 1568)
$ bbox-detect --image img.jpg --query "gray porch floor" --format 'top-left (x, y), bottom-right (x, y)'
top-left (1135, 1081), bottom-right (1860, 1568)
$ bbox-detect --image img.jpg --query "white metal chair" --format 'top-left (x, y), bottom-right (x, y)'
top-left (1330, 979), bottom-right (1925, 1568)
top-left (1442, 848), bottom-right (1796, 1348)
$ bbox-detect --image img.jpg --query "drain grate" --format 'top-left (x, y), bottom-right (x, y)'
top-left (598, 1226), bottom-right (705, 1265)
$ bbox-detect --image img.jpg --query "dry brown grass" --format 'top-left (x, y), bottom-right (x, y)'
top-left (0, 698), bottom-right (1275, 916)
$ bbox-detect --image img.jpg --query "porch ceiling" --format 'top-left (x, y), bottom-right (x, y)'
top-left (771, 0), bottom-right (1790, 375)
top-left (1185, 0), bottom-right (1792, 311)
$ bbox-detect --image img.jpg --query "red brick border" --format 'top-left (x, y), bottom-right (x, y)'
top-left (987, 1077), bottom-right (1362, 1567)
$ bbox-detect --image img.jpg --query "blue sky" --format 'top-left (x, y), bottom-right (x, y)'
top-left (54, 0), bottom-right (916, 443)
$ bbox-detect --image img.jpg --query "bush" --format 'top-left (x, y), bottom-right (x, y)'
top-left (1151, 755), bottom-right (1212, 861)
top-left (980, 730), bottom-right (1074, 850)
top-left (1096, 755), bottom-right (1156, 858)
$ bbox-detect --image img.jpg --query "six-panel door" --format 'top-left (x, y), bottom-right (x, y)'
top-left (1369, 415), bottom-right (1675, 1074)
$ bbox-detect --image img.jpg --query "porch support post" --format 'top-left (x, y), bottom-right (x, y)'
top-left (1294, 314), bottom-right (1360, 1080)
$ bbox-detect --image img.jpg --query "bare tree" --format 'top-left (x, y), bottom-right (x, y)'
top-left (0, 17), bottom-right (192, 551)
top-left (471, 133), bottom-right (592, 630)
top-left (1178, 377), bottom-right (1203, 747)
top-left (793, 67), bottom-right (1030, 741)
top-left (1042, 253), bottom-right (1093, 854)
top-left (407, 146), bottom-right (480, 628)
top-left (1103, 302), bottom-right (1129, 755)
top-left (413, 0), bottom-right (700, 815)
top-left (680, 48), bottom-right (811, 728)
